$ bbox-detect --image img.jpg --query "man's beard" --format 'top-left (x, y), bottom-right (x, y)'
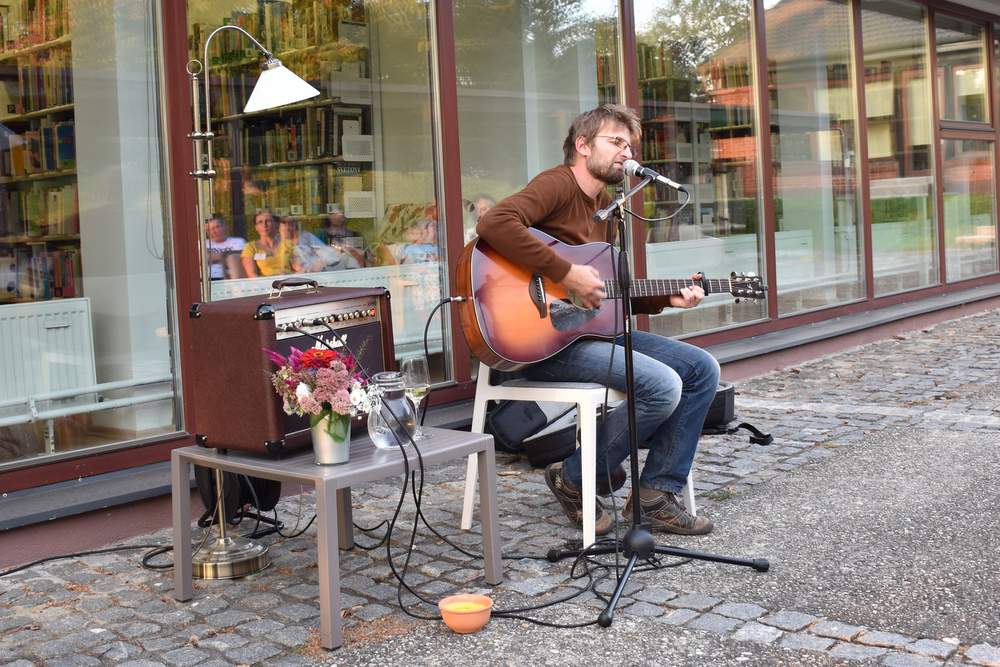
top-left (586, 154), bottom-right (624, 185)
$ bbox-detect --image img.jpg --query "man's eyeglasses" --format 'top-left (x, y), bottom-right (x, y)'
top-left (597, 135), bottom-right (633, 153)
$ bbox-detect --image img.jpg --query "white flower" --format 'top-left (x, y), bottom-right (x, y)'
top-left (296, 382), bottom-right (314, 402)
top-left (349, 381), bottom-right (382, 415)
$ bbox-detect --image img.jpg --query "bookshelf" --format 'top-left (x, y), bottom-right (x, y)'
top-left (0, 0), bottom-right (80, 303)
top-left (637, 41), bottom-right (759, 238)
top-left (191, 0), bottom-right (379, 247)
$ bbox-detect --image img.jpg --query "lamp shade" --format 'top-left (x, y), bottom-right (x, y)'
top-left (243, 59), bottom-right (320, 113)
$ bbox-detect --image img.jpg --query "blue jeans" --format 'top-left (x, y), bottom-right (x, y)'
top-left (523, 330), bottom-right (720, 494)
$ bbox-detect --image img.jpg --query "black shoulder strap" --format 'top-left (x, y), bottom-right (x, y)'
top-left (728, 421), bottom-right (773, 446)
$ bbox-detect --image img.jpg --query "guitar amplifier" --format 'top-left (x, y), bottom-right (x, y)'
top-left (185, 279), bottom-right (395, 456)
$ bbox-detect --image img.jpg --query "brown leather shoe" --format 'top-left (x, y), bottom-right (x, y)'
top-left (624, 489), bottom-right (713, 535)
top-left (544, 462), bottom-right (614, 536)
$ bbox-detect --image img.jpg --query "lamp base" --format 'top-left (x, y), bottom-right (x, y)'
top-left (192, 535), bottom-right (270, 580)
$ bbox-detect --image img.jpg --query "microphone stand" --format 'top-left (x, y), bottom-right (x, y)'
top-left (548, 177), bottom-right (769, 627)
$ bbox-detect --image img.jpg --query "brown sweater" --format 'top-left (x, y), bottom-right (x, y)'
top-left (475, 165), bottom-right (614, 282)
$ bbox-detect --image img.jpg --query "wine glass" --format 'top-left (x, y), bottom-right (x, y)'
top-left (400, 355), bottom-right (431, 440)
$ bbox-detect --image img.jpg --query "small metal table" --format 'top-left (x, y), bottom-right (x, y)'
top-left (171, 427), bottom-right (503, 650)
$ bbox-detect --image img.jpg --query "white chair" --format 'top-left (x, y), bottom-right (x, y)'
top-left (461, 362), bottom-right (696, 547)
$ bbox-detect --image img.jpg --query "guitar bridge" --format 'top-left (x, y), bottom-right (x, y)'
top-left (529, 275), bottom-right (547, 319)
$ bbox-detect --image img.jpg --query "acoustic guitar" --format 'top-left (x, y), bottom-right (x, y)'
top-left (454, 227), bottom-right (765, 371)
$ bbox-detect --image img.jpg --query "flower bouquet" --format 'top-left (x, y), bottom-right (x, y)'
top-left (267, 345), bottom-right (380, 465)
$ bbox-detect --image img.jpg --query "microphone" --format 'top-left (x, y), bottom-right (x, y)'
top-left (623, 159), bottom-right (687, 192)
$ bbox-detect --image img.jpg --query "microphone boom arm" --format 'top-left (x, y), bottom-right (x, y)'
top-left (593, 174), bottom-right (653, 223)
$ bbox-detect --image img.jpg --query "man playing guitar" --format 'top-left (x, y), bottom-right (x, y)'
top-left (475, 104), bottom-right (717, 536)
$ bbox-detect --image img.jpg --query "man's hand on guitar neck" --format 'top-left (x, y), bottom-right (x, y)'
top-left (562, 263), bottom-right (606, 309)
top-left (669, 272), bottom-right (706, 309)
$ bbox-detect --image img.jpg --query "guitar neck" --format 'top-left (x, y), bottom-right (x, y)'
top-left (603, 278), bottom-right (731, 299)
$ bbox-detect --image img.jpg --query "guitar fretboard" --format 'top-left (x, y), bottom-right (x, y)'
top-left (602, 279), bottom-right (732, 299)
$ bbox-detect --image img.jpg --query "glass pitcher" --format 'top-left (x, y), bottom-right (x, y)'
top-left (367, 371), bottom-right (416, 450)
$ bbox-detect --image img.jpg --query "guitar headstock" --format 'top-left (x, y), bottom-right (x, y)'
top-left (729, 272), bottom-right (766, 301)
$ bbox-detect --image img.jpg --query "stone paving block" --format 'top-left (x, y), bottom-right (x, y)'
top-left (686, 612), bottom-right (741, 635)
top-left (880, 651), bottom-right (943, 667)
top-left (204, 609), bottom-right (259, 629)
top-left (654, 608), bottom-right (700, 626)
top-left (224, 642), bottom-right (283, 664)
top-left (906, 639), bottom-right (956, 659)
top-left (160, 646), bottom-right (209, 667)
top-left (272, 603), bottom-right (319, 623)
top-left (267, 625), bottom-right (311, 648)
top-left (759, 610), bottom-right (820, 631)
top-left (92, 640), bottom-right (143, 662)
top-left (44, 655), bottom-right (102, 666)
top-left (504, 575), bottom-right (564, 597)
top-left (633, 587), bottom-right (677, 604)
top-left (732, 621), bottom-right (782, 644)
top-left (856, 630), bottom-right (915, 649)
top-left (115, 660), bottom-right (167, 667)
top-left (236, 618), bottom-right (284, 637)
top-left (199, 632), bottom-right (249, 652)
top-left (352, 604), bottom-right (394, 622)
top-left (780, 633), bottom-right (835, 652)
top-left (32, 638), bottom-right (80, 659)
top-left (666, 593), bottom-right (720, 611)
top-left (828, 642), bottom-right (888, 661)
top-left (281, 583), bottom-right (320, 600)
top-left (713, 602), bottom-right (767, 621)
top-left (811, 620), bottom-right (864, 641)
top-left (0, 660), bottom-right (36, 667)
top-left (966, 644), bottom-right (1000, 667)
top-left (622, 601), bottom-right (663, 618)
top-left (139, 637), bottom-right (186, 653)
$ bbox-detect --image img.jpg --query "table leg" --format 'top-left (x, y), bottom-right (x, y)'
top-left (315, 478), bottom-right (343, 650)
top-left (476, 445), bottom-right (503, 585)
top-left (171, 452), bottom-right (193, 601)
top-left (337, 487), bottom-right (353, 550)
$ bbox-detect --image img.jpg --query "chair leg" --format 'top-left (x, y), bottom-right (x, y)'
top-left (461, 396), bottom-right (490, 530)
top-left (578, 397), bottom-right (597, 549)
top-left (682, 470), bottom-right (697, 516)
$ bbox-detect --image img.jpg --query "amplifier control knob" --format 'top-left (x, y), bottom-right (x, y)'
top-left (368, 308), bottom-right (376, 317)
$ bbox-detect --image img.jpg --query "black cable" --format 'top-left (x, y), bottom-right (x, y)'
top-left (624, 188), bottom-right (690, 223)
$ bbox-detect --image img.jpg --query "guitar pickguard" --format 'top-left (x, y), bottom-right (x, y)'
top-left (549, 299), bottom-right (599, 331)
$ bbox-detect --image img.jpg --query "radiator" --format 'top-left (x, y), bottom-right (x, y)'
top-left (0, 297), bottom-right (97, 402)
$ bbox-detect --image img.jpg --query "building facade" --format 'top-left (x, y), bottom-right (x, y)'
top-left (1, 0), bottom-right (999, 491)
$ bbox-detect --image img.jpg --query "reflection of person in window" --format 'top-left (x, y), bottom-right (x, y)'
top-left (240, 210), bottom-right (287, 277)
top-left (205, 216), bottom-right (246, 280)
top-left (281, 216), bottom-right (361, 273)
top-left (395, 218), bottom-right (439, 264)
top-left (471, 193), bottom-right (496, 222)
top-left (322, 210), bottom-right (366, 267)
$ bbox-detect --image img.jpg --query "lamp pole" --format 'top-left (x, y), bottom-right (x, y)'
top-left (183, 26), bottom-right (319, 579)
top-left (186, 24), bottom-right (319, 301)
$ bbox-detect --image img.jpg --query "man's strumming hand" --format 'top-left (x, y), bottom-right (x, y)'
top-left (562, 264), bottom-right (606, 309)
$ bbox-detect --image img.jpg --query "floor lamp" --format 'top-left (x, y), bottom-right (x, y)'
top-left (185, 26), bottom-right (320, 580)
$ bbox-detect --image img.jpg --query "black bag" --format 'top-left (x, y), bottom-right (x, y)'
top-left (194, 465), bottom-right (282, 525)
top-left (701, 382), bottom-right (773, 445)
top-left (484, 400), bottom-right (548, 454)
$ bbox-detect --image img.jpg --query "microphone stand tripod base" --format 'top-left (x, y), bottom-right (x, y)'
top-left (192, 534), bottom-right (270, 580)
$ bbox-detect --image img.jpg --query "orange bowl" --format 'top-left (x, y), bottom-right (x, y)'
top-left (438, 594), bottom-right (493, 634)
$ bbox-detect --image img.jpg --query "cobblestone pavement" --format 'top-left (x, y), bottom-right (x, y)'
top-left (3, 310), bottom-right (1000, 665)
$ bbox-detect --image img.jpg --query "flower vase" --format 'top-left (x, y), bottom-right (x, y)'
top-left (310, 412), bottom-right (351, 465)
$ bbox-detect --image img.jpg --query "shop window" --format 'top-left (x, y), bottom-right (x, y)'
top-left (941, 139), bottom-right (997, 281)
top-left (0, 0), bottom-right (178, 468)
top-left (861, 0), bottom-right (939, 296)
top-left (188, 1), bottom-right (448, 379)
top-left (633, 0), bottom-right (766, 337)
top-left (453, 0), bottom-right (621, 243)
top-left (764, 0), bottom-right (865, 315)
top-left (935, 15), bottom-right (988, 124)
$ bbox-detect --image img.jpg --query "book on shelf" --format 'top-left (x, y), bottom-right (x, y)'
top-left (0, 180), bottom-right (77, 237)
top-left (0, 0), bottom-right (70, 54)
